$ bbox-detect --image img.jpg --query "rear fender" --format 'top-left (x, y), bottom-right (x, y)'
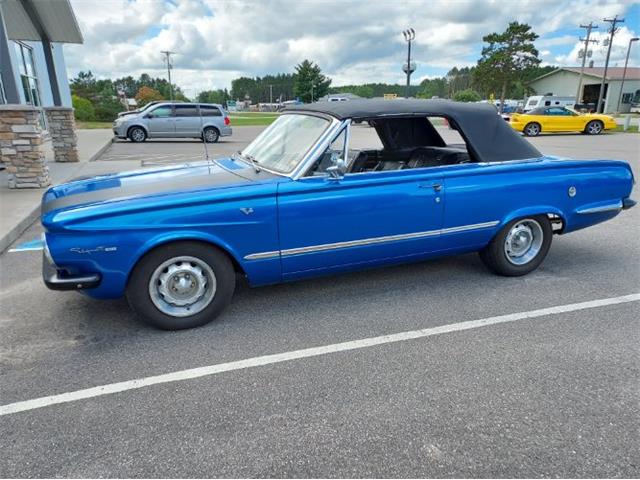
top-left (499, 205), bottom-right (566, 231)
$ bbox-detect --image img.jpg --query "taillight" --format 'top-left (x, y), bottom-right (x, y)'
top-left (224, 116), bottom-right (230, 126)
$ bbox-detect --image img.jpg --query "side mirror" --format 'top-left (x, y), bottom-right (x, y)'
top-left (145, 114), bottom-right (154, 119)
top-left (326, 152), bottom-right (346, 181)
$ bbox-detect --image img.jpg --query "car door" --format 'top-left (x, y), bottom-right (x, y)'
top-left (543, 107), bottom-right (574, 131)
top-left (277, 127), bottom-right (444, 279)
top-left (173, 104), bottom-right (201, 135)
top-left (146, 105), bottom-right (175, 137)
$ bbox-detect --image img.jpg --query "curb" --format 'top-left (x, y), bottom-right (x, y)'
top-left (0, 135), bottom-right (114, 254)
top-left (88, 136), bottom-right (114, 162)
top-left (0, 204), bottom-right (40, 254)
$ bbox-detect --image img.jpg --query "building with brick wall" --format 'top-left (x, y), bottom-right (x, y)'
top-left (1, 0), bottom-right (83, 186)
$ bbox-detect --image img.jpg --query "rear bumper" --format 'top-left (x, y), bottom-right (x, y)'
top-left (42, 239), bottom-right (101, 291)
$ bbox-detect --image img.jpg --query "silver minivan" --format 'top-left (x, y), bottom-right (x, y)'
top-left (112, 103), bottom-right (232, 143)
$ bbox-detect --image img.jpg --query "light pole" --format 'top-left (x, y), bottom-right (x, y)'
top-left (310, 83), bottom-right (315, 103)
top-left (402, 28), bottom-right (415, 99)
top-left (616, 37), bottom-right (639, 112)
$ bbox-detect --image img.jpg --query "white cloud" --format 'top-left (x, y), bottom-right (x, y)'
top-left (64, 0), bottom-right (640, 93)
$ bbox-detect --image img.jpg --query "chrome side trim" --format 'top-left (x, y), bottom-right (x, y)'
top-left (243, 220), bottom-right (499, 260)
top-left (576, 201), bottom-right (623, 215)
top-left (244, 250), bottom-right (280, 261)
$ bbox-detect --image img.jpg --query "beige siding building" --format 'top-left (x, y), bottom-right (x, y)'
top-left (528, 67), bottom-right (640, 114)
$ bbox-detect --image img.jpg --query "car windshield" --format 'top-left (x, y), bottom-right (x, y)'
top-left (240, 114), bottom-right (330, 174)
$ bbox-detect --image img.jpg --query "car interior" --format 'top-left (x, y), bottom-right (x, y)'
top-left (306, 116), bottom-right (474, 176)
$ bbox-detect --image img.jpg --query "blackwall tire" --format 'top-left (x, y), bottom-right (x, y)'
top-left (523, 122), bottom-right (541, 137)
top-left (203, 127), bottom-right (220, 143)
top-left (126, 242), bottom-right (235, 330)
top-left (479, 215), bottom-right (552, 276)
top-left (585, 120), bottom-right (603, 135)
top-left (128, 127), bottom-right (147, 143)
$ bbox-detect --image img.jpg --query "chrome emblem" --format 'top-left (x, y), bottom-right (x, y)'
top-left (240, 207), bottom-right (254, 215)
top-left (70, 246), bottom-right (117, 254)
top-left (568, 186), bottom-right (577, 197)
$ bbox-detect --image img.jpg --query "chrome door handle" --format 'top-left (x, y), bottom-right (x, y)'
top-left (418, 183), bottom-right (442, 192)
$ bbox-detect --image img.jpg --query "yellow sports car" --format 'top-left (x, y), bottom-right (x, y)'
top-left (508, 106), bottom-right (617, 136)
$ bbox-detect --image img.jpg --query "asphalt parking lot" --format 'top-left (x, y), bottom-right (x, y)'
top-left (0, 128), bottom-right (639, 477)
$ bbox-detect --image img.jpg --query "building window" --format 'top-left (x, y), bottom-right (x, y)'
top-left (13, 41), bottom-right (46, 128)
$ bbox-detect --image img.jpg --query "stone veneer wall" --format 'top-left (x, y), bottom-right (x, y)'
top-left (44, 107), bottom-right (79, 163)
top-left (0, 105), bottom-right (50, 189)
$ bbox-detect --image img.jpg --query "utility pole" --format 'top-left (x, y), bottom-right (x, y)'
top-left (402, 28), bottom-right (416, 98)
top-left (575, 22), bottom-right (598, 104)
top-left (310, 83), bottom-right (314, 103)
top-left (617, 37), bottom-right (639, 112)
top-left (596, 15), bottom-right (624, 113)
top-left (161, 50), bottom-right (175, 101)
top-left (269, 84), bottom-right (273, 104)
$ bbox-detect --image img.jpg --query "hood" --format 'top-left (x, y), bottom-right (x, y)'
top-left (42, 158), bottom-right (277, 216)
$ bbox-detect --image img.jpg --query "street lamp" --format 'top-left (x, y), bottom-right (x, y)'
top-left (616, 37), bottom-right (639, 112)
top-left (402, 28), bottom-right (416, 98)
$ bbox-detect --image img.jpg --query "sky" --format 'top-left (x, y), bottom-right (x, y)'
top-left (64, 0), bottom-right (640, 98)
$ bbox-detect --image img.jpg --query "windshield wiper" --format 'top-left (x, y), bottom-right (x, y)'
top-left (235, 151), bottom-right (261, 173)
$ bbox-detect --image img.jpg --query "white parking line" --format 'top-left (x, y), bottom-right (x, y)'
top-left (0, 293), bottom-right (638, 417)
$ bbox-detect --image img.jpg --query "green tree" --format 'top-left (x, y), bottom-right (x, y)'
top-left (473, 22), bottom-right (540, 112)
top-left (293, 60), bottom-right (331, 103)
top-left (94, 97), bottom-right (123, 122)
top-left (197, 89), bottom-right (230, 105)
top-left (453, 88), bottom-right (482, 102)
top-left (418, 78), bottom-right (448, 99)
top-left (135, 86), bottom-right (164, 107)
top-left (72, 94), bottom-right (95, 121)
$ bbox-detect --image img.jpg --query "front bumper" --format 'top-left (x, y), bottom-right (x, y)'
top-left (42, 238), bottom-right (101, 291)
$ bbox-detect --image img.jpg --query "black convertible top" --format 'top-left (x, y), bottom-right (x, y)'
top-left (286, 99), bottom-right (542, 163)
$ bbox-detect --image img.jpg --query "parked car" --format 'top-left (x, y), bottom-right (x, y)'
top-left (112, 102), bottom-right (232, 142)
top-left (508, 106), bottom-right (617, 136)
top-left (42, 100), bottom-right (635, 330)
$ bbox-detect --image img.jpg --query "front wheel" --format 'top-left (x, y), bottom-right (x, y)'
top-left (126, 242), bottom-right (235, 330)
top-left (128, 126), bottom-right (147, 143)
top-left (479, 216), bottom-right (552, 276)
top-left (585, 120), bottom-right (603, 135)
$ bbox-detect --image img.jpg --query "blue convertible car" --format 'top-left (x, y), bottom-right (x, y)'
top-left (41, 100), bottom-right (635, 329)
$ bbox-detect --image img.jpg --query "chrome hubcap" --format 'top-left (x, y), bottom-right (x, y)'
top-left (149, 256), bottom-right (216, 317)
top-left (588, 122), bottom-right (601, 134)
top-left (504, 219), bottom-right (543, 265)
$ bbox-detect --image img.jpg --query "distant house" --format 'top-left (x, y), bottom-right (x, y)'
top-left (527, 67), bottom-right (640, 113)
top-left (0, 0), bottom-right (83, 124)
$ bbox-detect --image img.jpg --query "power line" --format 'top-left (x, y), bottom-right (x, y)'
top-left (161, 50), bottom-right (176, 101)
top-left (575, 22), bottom-right (598, 104)
top-left (596, 15), bottom-right (624, 113)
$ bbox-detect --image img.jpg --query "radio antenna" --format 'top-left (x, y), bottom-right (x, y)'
top-left (198, 101), bottom-right (210, 162)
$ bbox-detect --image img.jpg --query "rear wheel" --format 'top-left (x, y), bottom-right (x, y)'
top-left (479, 216), bottom-right (552, 276)
top-left (523, 122), bottom-right (541, 137)
top-left (585, 120), bottom-right (603, 135)
top-left (126, 242), bottom-right (235, 330)
top-left (128, 126), bottom-right (147, 143)
top-left (203, 127), bottom-right (220, 143)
